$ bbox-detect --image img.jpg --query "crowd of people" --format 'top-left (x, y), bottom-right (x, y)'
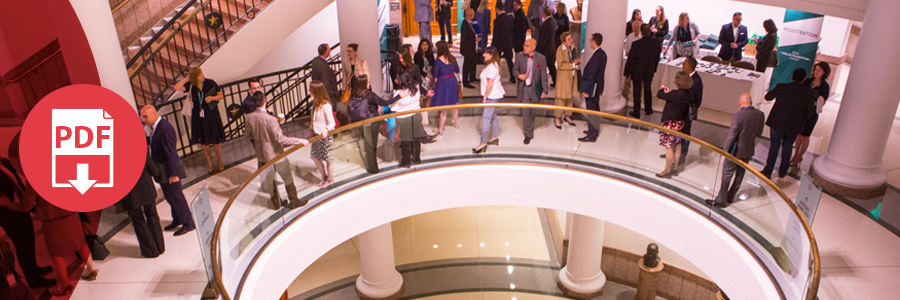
top-left (0, 3), bottom-right (835, 299)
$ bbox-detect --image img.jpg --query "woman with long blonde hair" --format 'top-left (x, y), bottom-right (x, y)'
top-left (174, 67), bottom-right (225, 173)
top-left (309, 80), bottom-right (336, 188)
top-left (664, 12), bottom-right (701, 59)
top-left (648, 6), bottom-right (669, 48)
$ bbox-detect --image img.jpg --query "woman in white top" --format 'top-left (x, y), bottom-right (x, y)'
top-left (474, 46), bottom-right (505, 153)
top-left (309, 80), bottom-right (336, 188)
top-left (392, 73), bottom-right (431, 168)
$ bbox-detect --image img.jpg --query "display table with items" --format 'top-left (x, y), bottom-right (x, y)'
top-left (651, 57), bottom-right (767, 114)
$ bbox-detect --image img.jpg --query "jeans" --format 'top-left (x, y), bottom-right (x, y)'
top-left (762, 128), bottom-right (798, 177)
top-left (715, 157), bottom-right (750, 205)
top-left (437, 17), bottom-right (453, 42)
top-left (482, 98), bottom-right (501, 143)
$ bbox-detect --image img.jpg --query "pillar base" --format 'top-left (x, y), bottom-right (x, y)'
top-left (634, 259), bottom-right (664, 300)
top-left (557, 266), bottom-right (606, 299)
top-left (355, 280), bottom-right (404, 300)
top-left (810, 164), bottom-right (887, 199)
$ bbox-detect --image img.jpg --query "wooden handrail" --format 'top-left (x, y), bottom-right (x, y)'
top-left (2, 48), bottom-right (62, 83)
top-left (110, 0), bottom-right (132, 13)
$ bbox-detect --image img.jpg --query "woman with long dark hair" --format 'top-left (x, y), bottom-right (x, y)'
top-left (310, 80), bottom-right (336, 188)
top-left (349, 74), bottom-right (398, 173)
top-left (626, 8), bottom-right (642, 36)
top-left (473, 46), bottom-right (505, 153)
top-left (430, 41), bottom-right (461, 135)
top-left (414, 39), bottom-right (435, 78)
top-left (174, 67), bottom-right (225, 173)
top-left (755, 19), bottom-right (779, 72)
top-left (791, 62), bottom-right (831, 166)
top-left (392, 73), bottom-right (430, 168)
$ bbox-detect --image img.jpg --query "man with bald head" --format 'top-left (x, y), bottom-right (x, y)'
top-left (141, 105), bottom-right (195, 236)
top-left (514, 39), bottom-right (549, 144)
top-left (707, 94), bottom-right (764, 208)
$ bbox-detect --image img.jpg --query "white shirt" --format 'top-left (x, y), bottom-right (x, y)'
top-left (624, 33), bottom-right (642, 56)
top-left (733, 24), bottom-right (739, 44)
top-left (148, 117), bottom-right (162, 144)
top-left (480, 63), bottom-right (505, 99)
top-left (391, 87), bottom-right (422, 113)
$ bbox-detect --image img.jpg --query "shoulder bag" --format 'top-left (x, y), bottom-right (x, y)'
top-left (181, 87), bottom-right (193, 117)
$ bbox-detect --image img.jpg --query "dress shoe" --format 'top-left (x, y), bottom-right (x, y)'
top-left (289, 199), bottom-right (309, 209)
top-left (524, 137), bottom-right (532, 145)
top-left (778, 172), bottom-right (787, 178)
top-left (509, 78), bottom-right (517, 84)
top-left (472, 79), bottom-right (481, 82)
top-left (645, 110), bottom-right (654, 116)
top-left (705, 199), bottom-right (727, 208)
top-left (550, 83), bottom-right (556, 87)
top-left (164, 223), bottom-right (181, 231)
top-left (27, 277), bottom-right (56, 288)
top-left (487, 138), bottom-right (499, 146)
top-left (463, 84), bottom-right (476, 89)
top-left (418, 135), bottom-right (438, 144)
top-left (578, 136), bottom-right (597, 142)
top-left (629, 112), bottom-right (641, 118)
top-left (174, 225), bottom-right (195, 236)
top-left (659, 153), bottom-right (667, 158)
top-left (38, 265), bottom-right (53, 275)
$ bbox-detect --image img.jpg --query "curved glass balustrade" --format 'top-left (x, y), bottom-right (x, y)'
top-left (210, 103), bottom-right (819, 300)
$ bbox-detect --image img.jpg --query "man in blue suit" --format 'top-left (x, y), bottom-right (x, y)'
top-left (717, 12), bottom-right (748, 65)
top-left (141, 105), bottom-right (195, 236)
top-left (578, 33), bottom-right (606, 142)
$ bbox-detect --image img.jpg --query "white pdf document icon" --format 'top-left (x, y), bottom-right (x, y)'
top-left (52, 109), bottom-right (114, 194)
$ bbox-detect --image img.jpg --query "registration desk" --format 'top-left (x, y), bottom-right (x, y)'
top-left (649, 57), bottom-right (767, 115)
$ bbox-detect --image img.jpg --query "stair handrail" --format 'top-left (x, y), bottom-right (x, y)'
top-left (125, 0), bottom-right (199, 71)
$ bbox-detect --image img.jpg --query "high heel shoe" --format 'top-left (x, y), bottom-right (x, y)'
top-left (217, 161), bottom-right (224, 172)
top-left (81, 270), bottom-right (98, 281)
top-left (656, 170), bottom-right (675, 178)
top-left (564, 117), bottom-right (575, 126)
top-left (52, 284), bottom-right (75, 296)
top-left (487, 138), bottom-right (499, 146)
top-left (472, 145), bottom-right (488, 154)
top-left (555, 119), bottom-right (562, 129)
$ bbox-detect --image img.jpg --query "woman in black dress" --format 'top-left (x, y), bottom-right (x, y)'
top-left (791, 62), bottom-right (831, 166)
top-left (656, 71), bottom-right (694, 178)
top-left (175, 67), bottom-right (225, 173)
top-left (754, 19), bottom-right (779, 72)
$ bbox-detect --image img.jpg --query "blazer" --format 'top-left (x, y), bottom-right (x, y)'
top-left (764, 81), bottom-right (817, 134)
top-left (717, 23), bottom-right (749, 61)
top-left (624, 36), bottom-right (661, 80)
top-left (581, 48), bottom-right (607, 97)
top-left (755, 33), bottom-right (777, 69)
top-left (119, 148), bottom-right (161, 211)
top-left (723, 106), bottom-right (765, 159)
top-left (657, 88), bottom-right (693, 122)
top-left (245, 110), bottom-right (302, 164)
top-left (311, 56), bottom-right (338, 98)
top-left (460, 20), bottom-right (477, 57)
top-left (513, 52), bottom-right (549, 97)
top-left (526, 0), bottom-right (543, 30)
top-left (536, 17), bottom-right (557, 56)
top-left (492, 12), bottom-right (513, 50)
top-left (414, 51), bottom-right (435, 77)
top-left (149, 118), bottom-right (186, 181)
top-left (435, 0), bottom-right (453, 20)
top-left (648, 16), bottom-right (669, 42)
top-left (690, 72), bottom-right (704, 108)
top-left (342, 58), bottom-right (370, 89)
top-left (414, 0), bottom-right (434, 22)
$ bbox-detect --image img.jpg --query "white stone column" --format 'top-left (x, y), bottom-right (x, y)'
top-left (558, 213), bottom-right (606, 298)
top-left (355, 223), bottom-right (403, 299)
top-left (337, 0), bottom-right (384, 95)
top-left (583, 0), bottom-right (627, 114)
top-left (810, 0), bottom-right (900, 199)
top-left (57, 0), bottom-right (138, 111)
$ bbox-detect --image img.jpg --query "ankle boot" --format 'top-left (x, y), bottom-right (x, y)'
top-left (412, 141), bottom-right (422, 164)
top-left (399, 141), bottom-right (412, 168)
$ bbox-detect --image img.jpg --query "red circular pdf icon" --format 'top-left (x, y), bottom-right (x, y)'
top-left (19, 85), bottom-right (147, 212)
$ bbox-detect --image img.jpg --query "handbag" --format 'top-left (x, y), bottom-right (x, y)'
top-left (339, 88), bottom-right (352, 104)
top-left (82, 223), bottom-right (110, 260)
top-left (456, 73), bottom-right (463, 98)
top-left (181, 88), bottom-right (193, 117)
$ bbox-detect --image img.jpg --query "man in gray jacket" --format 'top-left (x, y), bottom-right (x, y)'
top-left (245, 92), bottom-right (309, 209)
top-left (708, 94), bottom-right (764, 208)
top-left (414, 0), bottom-right (434, 42)
top-left (514, 39), bottom-right (549, 145)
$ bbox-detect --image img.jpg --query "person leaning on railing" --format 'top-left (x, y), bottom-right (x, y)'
top-left (655, 71), bottom-right (694, 178)
top-left (391, 73), bottom-right (433, 168)
top-left (349, 74), bottom-right (399, 174)
top-left (309, 81), bottom-right (337, 189)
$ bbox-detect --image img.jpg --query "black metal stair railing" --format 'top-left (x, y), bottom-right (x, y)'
top-left (126, 0), bottom-right (273, 107)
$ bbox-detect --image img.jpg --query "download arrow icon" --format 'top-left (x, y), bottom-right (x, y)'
top-left (69, 164), bottom-right (97, 195)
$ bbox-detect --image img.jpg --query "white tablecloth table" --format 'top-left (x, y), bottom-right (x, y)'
top-left (650, 57), bottom-right (767, 115)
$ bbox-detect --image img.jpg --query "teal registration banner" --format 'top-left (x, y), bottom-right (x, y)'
top-left (770, 9), bottom-right (823, 89)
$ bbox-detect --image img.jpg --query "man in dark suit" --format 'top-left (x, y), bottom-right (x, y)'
top-left (579, 33), bottom-right (606, 142)
top-left (514, 39), bottom-right (549, 145)
top-left (512, 0), bottom-right (528, 53)
top-left (680, 57), bottom-right (703, 159)
top-left (118, 148), bottom-right (166, 257)
top-left (707, 94), bottom-right (765, 208)
top-left (624, 24), bottom-right (660, 118)
top-left (435, 0), bottom-right (454, 43)
top-left (241, 77), bottom-right (263, 114)
top-left (141, 105), bottom-right (195, 236)
top-left (535, 7), bottom-right (558, 84)
top-left (761, 68), bottom-right (816, 178)
top-left (492, 5), bottom-right (515, 81)
top-left (461, 8), bottom-right (479, 88)
top-left (311, 44), bottom-right (339, 106)
top-left (717, 12), bottom-right (748, 65)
